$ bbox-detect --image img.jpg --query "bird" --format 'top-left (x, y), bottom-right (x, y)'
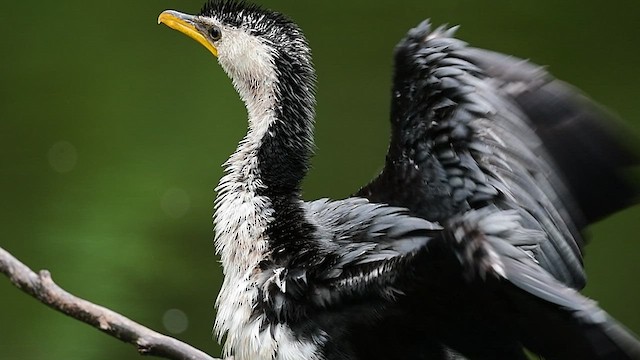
top-left (157, 1), bottom-right (640, 359)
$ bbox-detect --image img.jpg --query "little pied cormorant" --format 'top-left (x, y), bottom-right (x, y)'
top-left (158, 1), bottom-right (640, 359)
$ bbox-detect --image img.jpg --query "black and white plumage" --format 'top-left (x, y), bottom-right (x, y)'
top-left (356, 22), bottom-right (640, 360)
top-left (358, 22), bottom-right (639, 290)
top-left (159, 3), bottom-right (443, 359)
top-left (158, 2), bottom-right (640, 359)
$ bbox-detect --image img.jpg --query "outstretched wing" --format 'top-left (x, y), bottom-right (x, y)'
top-left (439, 207), bottom-right (640, 359)
top-left (256, 197), bottom-right (441, 318)
top-left (357, 21), bottom-right (639, 290)
top-left (352, 20), bottom-right (640, 359)
top-left (459, 46), bottom-right (640, 226)
top-left (303, 198), bottom-right (442, 305)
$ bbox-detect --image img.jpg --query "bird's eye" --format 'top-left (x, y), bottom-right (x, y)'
top-left (209, 26), bottom-right (222, 41)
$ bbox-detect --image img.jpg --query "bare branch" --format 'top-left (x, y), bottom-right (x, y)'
top-left (0, 246), bottom-right (220, 360)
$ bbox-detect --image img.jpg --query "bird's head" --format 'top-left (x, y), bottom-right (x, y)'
top-left (158, 0), bottom-right (315, 108)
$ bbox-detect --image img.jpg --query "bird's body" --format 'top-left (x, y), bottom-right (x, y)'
top-left (158, 1), bottom-right (640, 359)
top-left (160, 4), bottom-right (445, 359)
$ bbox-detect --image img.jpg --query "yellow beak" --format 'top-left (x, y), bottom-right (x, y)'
top-left (158, 10), bottom-right (219, 57)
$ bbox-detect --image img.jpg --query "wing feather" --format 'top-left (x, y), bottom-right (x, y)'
top-left (355, 20), bottom-right (636, 289)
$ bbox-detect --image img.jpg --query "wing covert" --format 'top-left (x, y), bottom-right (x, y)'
top-left (256, 198), bottom-right (441, 316)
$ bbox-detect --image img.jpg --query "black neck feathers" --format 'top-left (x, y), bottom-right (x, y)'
top-left (256, 35), bottom-right (316, 197)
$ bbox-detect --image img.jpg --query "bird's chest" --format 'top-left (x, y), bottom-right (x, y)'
top-left (215, 247), bottom-right (325, 360)
top-left (219, 313), bottom-right (326, 360)
top-left (213, 179), bottom-right (325, 360)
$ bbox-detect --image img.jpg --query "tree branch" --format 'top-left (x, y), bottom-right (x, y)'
top-left (0, 246), bottom-right (220, 360)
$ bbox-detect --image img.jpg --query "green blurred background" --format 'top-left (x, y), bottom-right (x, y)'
top-left (1, 0), bottom-right (639, 359)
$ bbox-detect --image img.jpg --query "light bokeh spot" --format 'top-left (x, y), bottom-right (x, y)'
top-left (161, 188), bottom-right (191, 218)
top-left (162, 308), bottom-right (189, 334)
top-left (48, 141), bottom-right (77, 173)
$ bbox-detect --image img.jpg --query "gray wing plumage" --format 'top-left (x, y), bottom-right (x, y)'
top-left (460, 45), bottom-right (640, 226)
top-left (438, 207), bottom-right (640, 359)
top-left (498, 246), bottom-right (640, 359)
top-left (258, 197), bottom-right (441, 314)
top-left (358, 20), bottom-right (639, 290)
top-left (356, 20), bottom-right (640, 359)
top-left (302, 198), bottom-right (441, 306)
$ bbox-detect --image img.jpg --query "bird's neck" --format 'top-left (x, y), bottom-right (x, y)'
top-left (214, 72), bottom-right (316, 261)
top-left (213, 60), bottom-right (317, 357)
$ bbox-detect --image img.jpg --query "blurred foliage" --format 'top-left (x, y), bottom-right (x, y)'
top-left (1, 1), bottom-right (639, 359)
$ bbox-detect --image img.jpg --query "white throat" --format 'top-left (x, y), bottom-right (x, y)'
top-left (213, 25), bottom-right (279, 272)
